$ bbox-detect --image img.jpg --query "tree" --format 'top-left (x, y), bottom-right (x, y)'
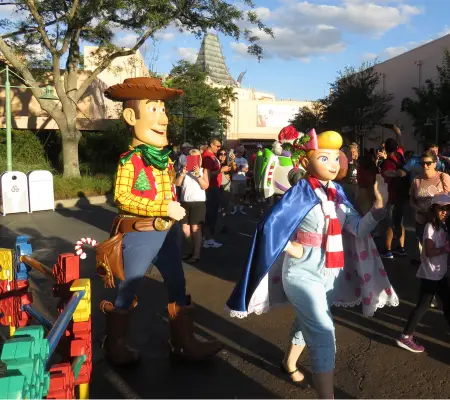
top-left (290, 101), bottom-right (326, 133)
top-left (402, 50), bottom-right (450, 145)
top-left (0, 0), bottom-right (271, 177)
top-left (321, 61), bottom-right (393, 145)
top-left (163, 60), bottom-right (237, 145)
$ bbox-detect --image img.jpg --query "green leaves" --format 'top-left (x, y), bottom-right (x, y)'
top-left (162, 60), bottom-right (234, 145)
top-left (292, 61), bottom-right (393, 144)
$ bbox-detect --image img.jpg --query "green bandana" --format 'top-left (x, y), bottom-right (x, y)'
top-left (120, 144), bottom-right (172, 170)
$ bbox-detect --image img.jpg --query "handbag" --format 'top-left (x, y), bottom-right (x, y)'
top-left (95, 218), bottom-right (125, 288)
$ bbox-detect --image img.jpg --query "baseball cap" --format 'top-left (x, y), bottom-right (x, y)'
top-left (181, 142), bottom-right (193, 148)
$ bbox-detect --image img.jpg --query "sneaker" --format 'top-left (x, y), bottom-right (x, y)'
top-left (203, 239), bottom-right (222, 248)
top-left (380, 251), bottom-right (394, 259)
top-left (396, 335), bottom-right (425, 353)
top-left (430, 296), bottom-right (438, 308)
top-left (392, 248), bottom-right (407, 257)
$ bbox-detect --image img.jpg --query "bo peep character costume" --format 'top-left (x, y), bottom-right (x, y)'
top-left (226, 176), bottom-right (399, 374)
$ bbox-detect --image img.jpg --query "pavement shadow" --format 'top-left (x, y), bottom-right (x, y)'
top-left (90, 275), bottom-right (354, 399)
top-left (55, 191), bottom-right (116, 233)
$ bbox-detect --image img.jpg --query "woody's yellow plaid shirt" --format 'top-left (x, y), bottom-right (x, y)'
top-left (114, 155), bottom-right (175, 217)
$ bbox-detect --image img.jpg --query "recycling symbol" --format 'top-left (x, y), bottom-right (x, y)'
top-left (11, 185), bottom-right (19, 193)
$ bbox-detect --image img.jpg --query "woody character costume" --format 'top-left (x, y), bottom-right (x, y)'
top-left (99, 77), bottom-right (223, 366)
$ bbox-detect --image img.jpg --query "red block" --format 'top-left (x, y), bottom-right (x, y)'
top-left (47, 363), bottom-right (75, 399)
top-left (0, 279), bottom-right (10, 294)
top-left (14, 279), bottom-right (29, 291)
top-left (53, 254), bottom-right (80, 285)
top-left (71, 318), bottom-right (92, 385)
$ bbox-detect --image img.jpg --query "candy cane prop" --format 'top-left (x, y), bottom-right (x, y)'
top-left (74, 237), bottom-right (98, 259)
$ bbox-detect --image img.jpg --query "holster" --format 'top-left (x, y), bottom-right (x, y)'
top-left (95, 216), bottom-right (173, 288)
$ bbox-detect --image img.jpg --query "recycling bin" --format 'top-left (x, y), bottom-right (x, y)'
top-left (27, 170), bottom-right (55, 213)
top-left (1, 171), bottom-right (30, 216)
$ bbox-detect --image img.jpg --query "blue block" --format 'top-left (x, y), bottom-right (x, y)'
top-left (14, 236), bottom-right (31, 281)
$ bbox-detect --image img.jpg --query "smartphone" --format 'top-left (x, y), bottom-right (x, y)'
top-left (186, 155), bottom-right (200, 172)
top-left (228, 149), bottom-right (234, 163)
top-left (383, 123), bottom-right (394, 129)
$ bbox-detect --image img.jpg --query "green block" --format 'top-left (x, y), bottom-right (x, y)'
top-left (14, 325), bottom-right (44, 343)
top-left (42, 371), bottom-right (50, 396)
top-left (4, 359), bottom-right (33, 385)
top-left (1, 337), bottom-right (33, 362)
top-left (0, 374), bottom-right (27, 400)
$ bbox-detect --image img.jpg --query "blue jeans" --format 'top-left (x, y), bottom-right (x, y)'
top-left (282, 253), bottom-right (337, 373)
top-left (114, 224), bottom-right (187, 309)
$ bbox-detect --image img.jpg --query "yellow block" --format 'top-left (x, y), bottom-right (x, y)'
top-left (70, 279), bottom-right (91, 322)
top-left (0, 248), bottom-right (13, 282)
top-left (78, 383), bottom-right (89, 399)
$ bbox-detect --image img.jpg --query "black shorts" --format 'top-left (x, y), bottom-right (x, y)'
top-left (180, 201), bottom-right (206, 225)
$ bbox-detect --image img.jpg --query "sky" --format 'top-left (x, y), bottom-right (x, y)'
top-left (1, 0), bottom-right (450, 101)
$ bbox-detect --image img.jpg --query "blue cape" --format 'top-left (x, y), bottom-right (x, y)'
top-left (226, 179), bottom-right (353, 313)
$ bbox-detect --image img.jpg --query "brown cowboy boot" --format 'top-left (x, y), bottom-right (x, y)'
top-left (100, 298), bottom-right (141, 366)
top-left (168, 297), bottom-right (224, 361)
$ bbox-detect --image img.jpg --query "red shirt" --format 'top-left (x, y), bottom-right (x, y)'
top-left (381, 148), bottom-right (405, 204)
top-left (202, 150), bottom-right (222, 187)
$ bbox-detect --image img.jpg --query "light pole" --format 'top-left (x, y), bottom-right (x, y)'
top-left (424, 108), bottom-right (448, 144)
top-left (1, 65), bottom-right (58, 171)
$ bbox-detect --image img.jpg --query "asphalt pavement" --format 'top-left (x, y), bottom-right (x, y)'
top-left (1, 199), bottom-right (450, 399)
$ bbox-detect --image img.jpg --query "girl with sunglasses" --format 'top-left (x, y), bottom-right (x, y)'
top-left (396, 194), bottom-right (450, 353)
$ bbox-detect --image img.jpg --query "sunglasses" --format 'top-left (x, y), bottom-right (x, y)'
top-left (218, 152), bottom-right (227, 156)
top-left (419, 161), bottom-right (435, 166)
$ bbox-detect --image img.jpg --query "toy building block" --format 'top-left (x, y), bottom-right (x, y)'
top-left (70, 279), bottom-right (91, 323)
top-left (0, 248), bottom-right (14, 287)
top-left (0, 375), bottom-right (29, 399)
top-left (71, 318), bottom-right (92, 385)
top-left (53, 254), bottom-right (80, 285)
top-left (47, 363), bottom-right (75, 399)
top-left (0, 326), bottom-right (51, 399)
top-left (15, 236), bottom-right (32, 282)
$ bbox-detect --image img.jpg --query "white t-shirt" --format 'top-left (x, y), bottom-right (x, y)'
top-left (417, 223), bottom-right (448, 280)
top-left (180, 168), bottom-right (206, 202)
top-left (232, 157), bottom-right (248, 181)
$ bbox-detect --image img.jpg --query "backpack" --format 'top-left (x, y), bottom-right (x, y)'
top-left (387, 154), bottom-right (410, 202)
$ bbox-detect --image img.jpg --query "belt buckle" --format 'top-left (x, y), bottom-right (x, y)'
top-left (154, 217), bottom-right (171, 231)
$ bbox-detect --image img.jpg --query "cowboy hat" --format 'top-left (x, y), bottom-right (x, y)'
top-left (104, 77), bottom-right (183, 101)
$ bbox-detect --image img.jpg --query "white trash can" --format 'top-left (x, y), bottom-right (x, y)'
top-left (1, 171), bottom-right (30, 216)
top-left (27, 170), bottom-right (55, 213)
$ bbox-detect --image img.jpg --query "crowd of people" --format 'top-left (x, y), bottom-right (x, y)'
top-left (172, 137), bottom-right (260, 262)
top-left (340, 124), bottom-right (450, 354)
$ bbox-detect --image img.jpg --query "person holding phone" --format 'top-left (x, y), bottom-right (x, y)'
top-left (176, 149), bottom-right (210, 263)
top-left (230, 145), bottom-right (249, 215)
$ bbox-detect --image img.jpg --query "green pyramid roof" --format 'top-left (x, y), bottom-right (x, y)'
top-left (195, 33), bottom-right (237, 87)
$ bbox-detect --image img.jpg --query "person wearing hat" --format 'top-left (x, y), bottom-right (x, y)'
top-left (396, 193), bottom-right (450, 353)
top-left (99, 77), bottom-right (223, 366)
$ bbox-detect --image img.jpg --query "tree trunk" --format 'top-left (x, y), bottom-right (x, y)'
top-left (61, 123), bottom-right (82, 178)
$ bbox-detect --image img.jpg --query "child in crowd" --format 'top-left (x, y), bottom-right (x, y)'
top-left (396, 193), bottom-right (450, 353)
